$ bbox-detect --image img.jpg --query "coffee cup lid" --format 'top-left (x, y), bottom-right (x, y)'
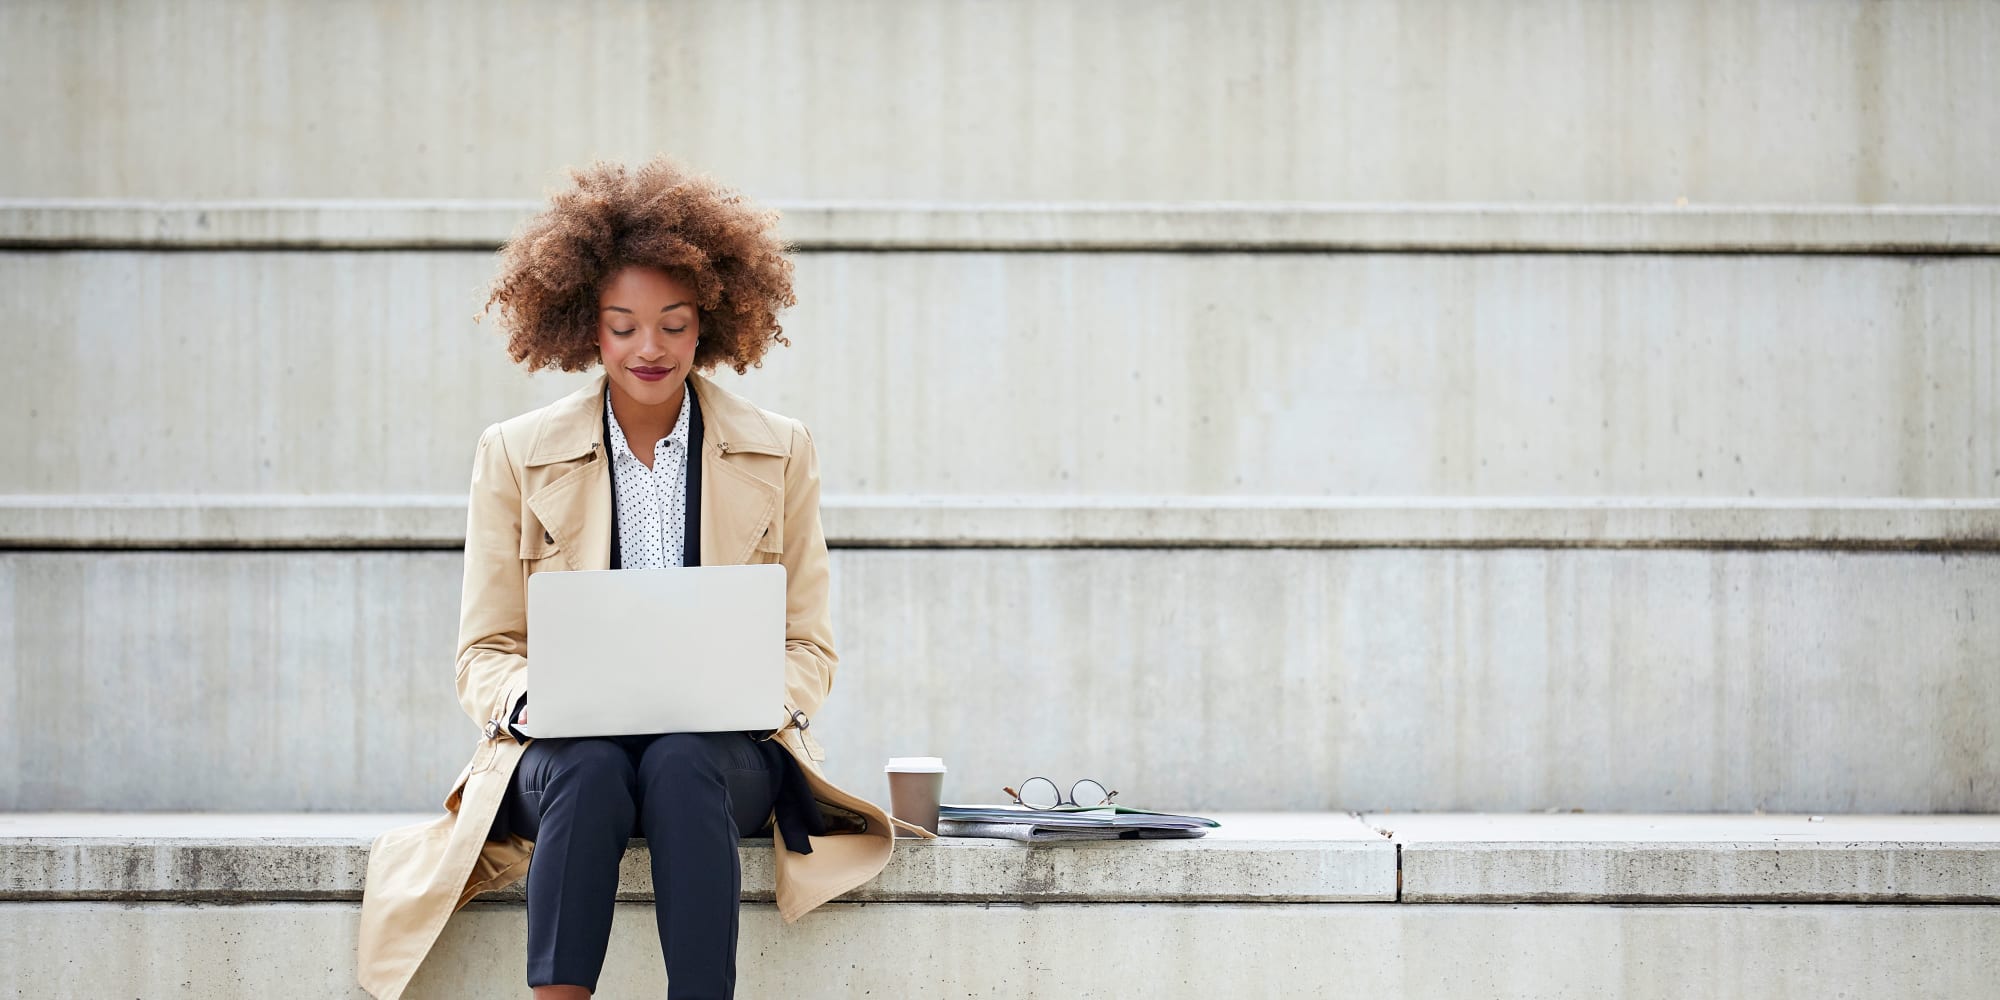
top-left (884, 756), bottom-right (947, 773)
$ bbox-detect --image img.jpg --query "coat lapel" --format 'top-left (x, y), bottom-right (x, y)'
top-left (518, 371), bottom-right (783, 571)
top-left (521, 377), bottom-right (612, 573)
top-left (691, 372), bottom-right (785, 567)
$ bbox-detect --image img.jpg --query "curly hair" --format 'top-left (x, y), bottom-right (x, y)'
top-left (481, 156), bottom-right (797, 374)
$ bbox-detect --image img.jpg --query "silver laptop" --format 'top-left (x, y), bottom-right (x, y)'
top-left (517, 564), bottom-right (787, 738)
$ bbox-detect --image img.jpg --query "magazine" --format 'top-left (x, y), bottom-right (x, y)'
top-left (935, 804), bottom-right (1219, 841)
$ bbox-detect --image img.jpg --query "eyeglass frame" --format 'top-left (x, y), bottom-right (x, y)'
top-left (1002, 776), bottom-right (1120, 810)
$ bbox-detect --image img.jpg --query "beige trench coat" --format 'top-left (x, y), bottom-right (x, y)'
top-left (357, 371), bottom-right (930, 999)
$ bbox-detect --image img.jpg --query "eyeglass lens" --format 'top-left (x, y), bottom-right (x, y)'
top-left (1070, 778), bottom-right (1111, 807)
top-left (1017, 776), bottom-right (1061, 809)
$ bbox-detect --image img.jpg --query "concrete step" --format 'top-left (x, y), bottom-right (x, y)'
top-left (5, 1), bottom-right (1996, 203)
top-left (2, 812), bottom-right (1995, 997)
top-left (4, 244), bottom-right (1996, 497)
top-left (1368, 813), bottom-right (2000, 903)
top-left (4, 548), bottom-right (1994, 813)
top-left (11, 201), bottom-right (2000, 252)
top-left (6, 495), bottom-right (1998, 550)
top-left (0, 812), bottom-right (1395, 904)
top-left (12, 812), bottom-right (1994, 905)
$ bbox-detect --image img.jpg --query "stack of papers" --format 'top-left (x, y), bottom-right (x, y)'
top-left (936, 804), bottom-right (1220, 842)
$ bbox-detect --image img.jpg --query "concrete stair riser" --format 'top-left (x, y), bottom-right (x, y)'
top-left (5, 0), bottom-right (1998, 202)
top-left (4, 549), bottom-right (1995, 813)
top-left (5, 250), bottom-right (1998, 497)
top-left (1, 901), bottom-right (1995, 998)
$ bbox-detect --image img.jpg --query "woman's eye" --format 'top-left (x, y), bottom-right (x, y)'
top-left (611, 328), bottom-right (636, 336)
top-left (666, 327), bottom-right (688, 334)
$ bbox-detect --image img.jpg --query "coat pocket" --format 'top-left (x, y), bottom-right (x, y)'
top-left (752, 520), bottom-right (783, 562)
top-left (519, 522), bottom-right (560, 561)
top-left (443, 742), bottom-right (489, 812)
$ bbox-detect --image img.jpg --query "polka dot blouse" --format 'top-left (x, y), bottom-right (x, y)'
top-left (605, 385), bottom-right (692, 569)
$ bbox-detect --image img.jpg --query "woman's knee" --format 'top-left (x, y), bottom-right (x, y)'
top-left (541, 738), bottom-right (638, 805)
top-left (636, 732), bottom-right (732, 789)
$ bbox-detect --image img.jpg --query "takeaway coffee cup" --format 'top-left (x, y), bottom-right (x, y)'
top-left (884, 756), bottom-right (947, 836)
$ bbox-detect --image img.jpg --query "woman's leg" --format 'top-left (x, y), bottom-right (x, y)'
top-left (504, 737), bottom-right (640, 995)
top-left (633, 731), bottom-right (780, 1000)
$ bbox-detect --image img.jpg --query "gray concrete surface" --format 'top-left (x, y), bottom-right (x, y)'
top-left (0, 812), bottom-right (1395, 904)
top-left (5, 1), bottom-right (1997, 203)
top-left (0, 495), bottom-right (470, 549)
top-left (6, 250), bottom-right (1997, 497)
top-left (1367, 813), bottom-right (2000, 902)
top-left (1368, 812), bottom-right (2000, 842)
top-left (10, 200), bottom-right (2000, 252)
top-left (3, 549), bottom-right (1995, 813)
top-left (1, 901), bottom-right (1995, 997)
top-left (8, 495), bottom-right (1999, 550)
top-left (13, 812), bottom-right (1997, 904)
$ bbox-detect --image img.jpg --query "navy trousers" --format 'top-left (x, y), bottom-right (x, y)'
top-left (494, 731), bottom-right (781, 998)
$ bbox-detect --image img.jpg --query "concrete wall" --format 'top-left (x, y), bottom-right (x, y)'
top-left (4, 0), bottom-right (1995, 856)
top-left (1, 902), bottom-right (1994, 998)
top-left (6, 250), bottom-right (1996, 497)
top-left (5, 549), bottom-right (1994, 813)
top-left (4, 1), bottom-right (1998, 202)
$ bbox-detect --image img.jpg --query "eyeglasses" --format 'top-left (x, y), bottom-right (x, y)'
top-left (1002, 776), bottom-right (1119, 810)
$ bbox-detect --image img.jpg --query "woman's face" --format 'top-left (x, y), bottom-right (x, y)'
top-left (597, 264), bottom-right (700, 407)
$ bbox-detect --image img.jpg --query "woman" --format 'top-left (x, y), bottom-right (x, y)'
top-left (356, 156), bottom-right (930, 1000)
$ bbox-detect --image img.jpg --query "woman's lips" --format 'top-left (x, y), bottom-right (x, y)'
top-left (629, 366), bottom-right (673, 382)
